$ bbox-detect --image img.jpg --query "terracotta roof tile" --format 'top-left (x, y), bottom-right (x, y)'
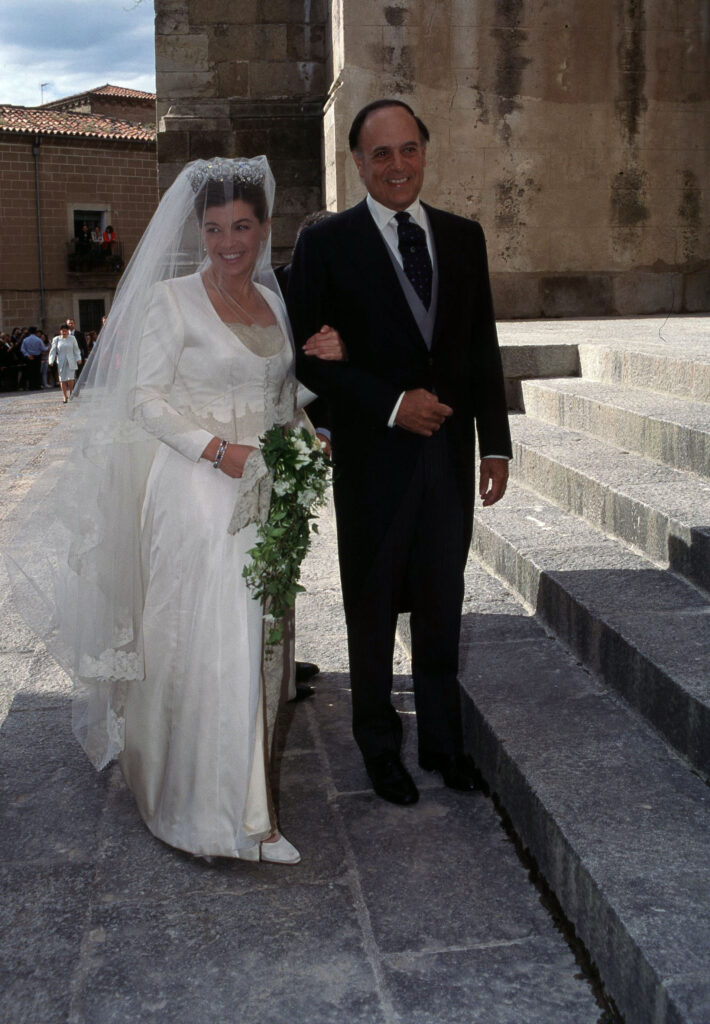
top-left (40, 83), bottom-right (156, 106)
top-left (90, 84), bottom-right (156, 99)
top-left (0, 105), bottom-right (156, 142)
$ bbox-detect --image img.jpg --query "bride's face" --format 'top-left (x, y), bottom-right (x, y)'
top-left (202, 200), bottom-right (270, 281)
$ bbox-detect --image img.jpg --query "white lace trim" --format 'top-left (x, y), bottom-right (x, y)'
top-left (227, 450), bottom-right (272, 535)
top-left (80, 648), bottom-right (143, 682)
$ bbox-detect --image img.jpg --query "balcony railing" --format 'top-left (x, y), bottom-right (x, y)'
top-left (67, 240), bottom-right (124, 274)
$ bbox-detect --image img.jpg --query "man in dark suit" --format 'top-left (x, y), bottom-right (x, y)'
top-left (286, 99), bottom-right (511, 806)
top-left (66, 318), bottom-right (87, 377)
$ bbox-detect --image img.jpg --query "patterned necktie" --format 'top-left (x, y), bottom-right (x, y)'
top-left (394, 211), bottom-right (433, 309)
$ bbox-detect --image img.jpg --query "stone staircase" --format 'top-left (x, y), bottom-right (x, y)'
top-left (460, 320), bottom-right (710, 1024)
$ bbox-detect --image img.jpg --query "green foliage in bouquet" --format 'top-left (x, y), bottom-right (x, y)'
top-left (242, 426), bottom-right (330, 646)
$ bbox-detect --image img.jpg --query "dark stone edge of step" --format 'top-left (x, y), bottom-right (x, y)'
top-left (510, 434), bottom-right (710, 594)
top-left (474, 521), bottom-right (710, 780)
top-left (461, 684), bottom-right (693, 1024)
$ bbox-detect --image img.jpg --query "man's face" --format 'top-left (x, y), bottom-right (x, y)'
top-left (67, 319), bottom-right (75, 330)
top-left (352, 105), bottom-right (427, 212)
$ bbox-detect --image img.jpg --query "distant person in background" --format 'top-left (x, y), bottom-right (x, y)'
top-left (102, 225), bottom-right (117, 258)
top-left (20, 327), bottom-right (47, 391)
top-left (48, 324), bottom-right (82, 404)
top-left (0, 333), bottom-right (14, 390)
top-left (38, 331), bottom-right (51, 389)
top-left (91, 223), bottom-right (103, 265)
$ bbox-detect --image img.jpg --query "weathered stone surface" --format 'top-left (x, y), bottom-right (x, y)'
top-left (155, 32), bottom-right (210, 73)
top-left (509, 414), bottom-right (710, 588)
top-left (474, 476), bottom-right (710, 777)
top-left (0, 863), bottom-right (95, 1024)
top-left (458, 608), bottom-right (710, 1024)
top-left (521, 376), bottom-right (710, 477)
top-left (73, 885), bottom-right (385, 1024)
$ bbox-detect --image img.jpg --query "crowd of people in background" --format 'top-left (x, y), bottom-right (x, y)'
top-left (0, 320), bottom-right (99, 394)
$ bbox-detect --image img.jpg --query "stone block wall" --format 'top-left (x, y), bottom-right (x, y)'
top-left (155, 0), bottom-right (328, 264)
top-left (0, 136), bottom-right (157, 329)
top-left (324, 0), bottom-right (710, 316)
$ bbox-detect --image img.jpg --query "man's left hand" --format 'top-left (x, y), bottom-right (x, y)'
top-left (479, 458), bottom-right (509, 507)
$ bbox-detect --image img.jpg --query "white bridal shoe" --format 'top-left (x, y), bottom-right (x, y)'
top-left (259, 833), bottom-right (301, 865)
top-left (233, 833), bottom-right (301, 864)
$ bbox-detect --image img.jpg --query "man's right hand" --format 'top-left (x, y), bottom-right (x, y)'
top-left (394, 389), bottom-right (453, 437)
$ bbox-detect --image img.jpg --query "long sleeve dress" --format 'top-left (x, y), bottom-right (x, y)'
top-left (118, 272), bottom-right (296, 858)
top-left (49, 335), bottom-right (81, 381)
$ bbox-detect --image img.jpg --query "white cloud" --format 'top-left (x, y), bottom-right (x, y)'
top-left (0, 0), bottom-right (155, 107)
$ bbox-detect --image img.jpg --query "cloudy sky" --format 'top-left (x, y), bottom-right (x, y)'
top-left (0, 0), bottom-right (155, 107)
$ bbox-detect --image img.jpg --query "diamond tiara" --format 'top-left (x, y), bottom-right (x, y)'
top-left (188, 158), bottom-right (266, 194)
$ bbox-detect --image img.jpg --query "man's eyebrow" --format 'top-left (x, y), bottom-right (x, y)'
top-left (369, 140), bottom-right (420, 153)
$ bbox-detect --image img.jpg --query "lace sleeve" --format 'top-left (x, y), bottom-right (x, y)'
top-left (132, 281), bottom-right (214, 461)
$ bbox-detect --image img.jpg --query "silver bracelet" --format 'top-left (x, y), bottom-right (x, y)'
top-left (212, 439), bottom-right (228, 469)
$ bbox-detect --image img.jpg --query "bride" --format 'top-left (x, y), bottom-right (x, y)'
top-left (15, 157), bottom-right (342, 864)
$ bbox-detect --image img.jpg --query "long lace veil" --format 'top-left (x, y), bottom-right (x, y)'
top-left (6, 156), bottom-right (281, 768)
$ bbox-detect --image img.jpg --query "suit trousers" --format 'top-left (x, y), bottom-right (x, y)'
top-left (344, 430), bottom-right (466, 762)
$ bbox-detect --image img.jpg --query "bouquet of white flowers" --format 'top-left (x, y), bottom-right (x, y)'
top-left (242, 425), bottom-right (330, 646)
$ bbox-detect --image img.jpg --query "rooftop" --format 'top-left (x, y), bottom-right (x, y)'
top-left (40, 83), bottom-right (156, 107)
top-left (0, 105), bottom-right (156, 142)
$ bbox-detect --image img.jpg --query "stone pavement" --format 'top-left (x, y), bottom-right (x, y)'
top-left (0, 389), bottom-right (604, 1024)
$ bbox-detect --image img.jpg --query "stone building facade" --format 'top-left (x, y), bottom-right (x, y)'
top-left (0, 102), bottom-right (157, 332)
top-left (156, 0), bottom-right (709, 315)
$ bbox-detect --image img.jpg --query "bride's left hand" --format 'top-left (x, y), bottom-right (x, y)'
top-left (302, 325), bottom-right (347, 361)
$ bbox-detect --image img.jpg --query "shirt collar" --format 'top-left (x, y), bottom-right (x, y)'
top-left (366, 193), bottom-right (425, 232)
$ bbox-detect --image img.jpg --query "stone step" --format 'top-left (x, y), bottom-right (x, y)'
top-left (578, 341), bottom-right (710, 402)
top-left (509, 414), bottom-right (710, 592)
top-left (472, 478), bottom-right (710, 778)
top-left (458, 558), bottom-right (710, 1024)
top-left (520, 377), bottom-right (710, 477)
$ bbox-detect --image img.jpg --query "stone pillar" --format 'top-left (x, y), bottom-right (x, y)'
top-left (322, 0), bottom-right (710, 316)
top-left (155, 0), bottom-right (327, 264)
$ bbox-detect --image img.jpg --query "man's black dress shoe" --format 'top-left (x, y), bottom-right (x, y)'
top-left (365, 754), bottom-right (419, 806)
top-left (418, 751), bottom-right (486, 793)
top-left (295, 661), bottom-right (320, 683)
top-left (294, 683), bottom-right (315, 701)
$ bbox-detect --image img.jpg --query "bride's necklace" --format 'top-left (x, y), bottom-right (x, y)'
top-left (206, 268), bottom-right (264, 326)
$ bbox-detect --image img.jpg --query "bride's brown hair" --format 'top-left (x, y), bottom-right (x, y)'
top-left (194, 179), bottom-right (268, 224)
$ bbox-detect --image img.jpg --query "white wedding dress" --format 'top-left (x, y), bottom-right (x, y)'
top-left (118, 272), bottom-right (295, 858)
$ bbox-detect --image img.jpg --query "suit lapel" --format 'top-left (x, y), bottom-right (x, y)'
top-left (349, 201), bottom-right (429, 352)
top-left (424, 204), bottom-right (457, 355)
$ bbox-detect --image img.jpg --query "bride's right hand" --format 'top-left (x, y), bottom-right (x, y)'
top-left (302, 325), bottom-right (347, 361)
top-left (201, 440), bottom-right (256, 478)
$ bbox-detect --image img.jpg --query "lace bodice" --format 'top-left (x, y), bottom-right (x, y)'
top-left (132, 274), bottom-right (297, 458)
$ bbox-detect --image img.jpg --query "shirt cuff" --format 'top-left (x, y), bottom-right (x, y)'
top-left (388, 392), bottom-right (406, 428)
top-left (481, 454), bottom-right (511, 460)
top-left (315, 427), bottom-right (331, 440)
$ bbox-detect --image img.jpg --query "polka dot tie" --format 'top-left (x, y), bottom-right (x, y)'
top-left (395, 211), bottom-right (432, 309)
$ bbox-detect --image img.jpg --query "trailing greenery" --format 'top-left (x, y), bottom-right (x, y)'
top-left (242, 425), bottom-right (330, 646)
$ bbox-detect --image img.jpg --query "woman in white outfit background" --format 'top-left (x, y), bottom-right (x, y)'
top-left (48, 324), bottom-right (82, 403)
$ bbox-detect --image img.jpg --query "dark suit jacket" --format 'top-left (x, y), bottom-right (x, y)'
top-left (286, 199), bottom-right (511, 609)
